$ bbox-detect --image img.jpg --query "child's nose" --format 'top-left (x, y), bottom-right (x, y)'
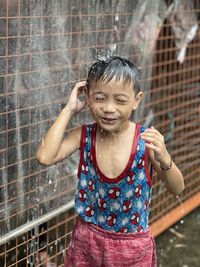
top-left (102, 101), bottom-right (116, 113)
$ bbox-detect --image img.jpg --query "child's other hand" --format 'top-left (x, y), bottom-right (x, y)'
top-left (66, 81), bottom-right (87, 114)
top-left (141, 127), bottom-right (171, 166)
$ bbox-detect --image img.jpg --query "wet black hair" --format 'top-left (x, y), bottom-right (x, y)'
top-left (86, 56), bottom-right (141, 93)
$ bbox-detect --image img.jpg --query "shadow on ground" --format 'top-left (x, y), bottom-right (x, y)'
top-left (156, 207), bottom-right (200, 267)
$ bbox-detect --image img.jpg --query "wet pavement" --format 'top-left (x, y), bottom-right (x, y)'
top-left (156, 207), bottom-right (200, 267)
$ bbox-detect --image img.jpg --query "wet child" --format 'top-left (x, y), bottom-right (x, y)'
top-left (36, 56), bottom-right (185, 267)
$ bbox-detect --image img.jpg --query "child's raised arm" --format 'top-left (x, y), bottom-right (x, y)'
top-left (36, 81), bottom-right (87, 165)
top-left (141, 127), bottom-right (185, 196)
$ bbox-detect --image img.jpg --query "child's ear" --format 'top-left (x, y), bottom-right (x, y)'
top-left (132, 91), bottom-right (144, 110)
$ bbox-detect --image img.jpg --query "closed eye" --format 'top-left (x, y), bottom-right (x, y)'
top-left (92, 93), bottom-right (106, 102)
top-left (94, 96), bottom-right (106, 102)
top-left (115, 97), bottom-right (128, 104)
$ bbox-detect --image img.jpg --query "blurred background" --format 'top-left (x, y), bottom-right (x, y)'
top-left (0, 0), bottom-right (199, 266)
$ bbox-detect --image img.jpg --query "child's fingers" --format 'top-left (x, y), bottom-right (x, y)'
top-left (73, 81), bottom-right (87, 96)
top-left (69, 81), bottom-right (86, 98)
top-left (146, 127), bottom-right (161, 136)
top-left (141, 128), bottom-right (164, 143)
top-left (141, 136), bottom-right (162, 148)
top-left (77, 81), bottom-right (87, 91)
top-left (141, 132), bottom-right (163, 144)
top-left (74, 81), bottom-right (87, 88)
top-left (145, 142), bottom-right (162, 153)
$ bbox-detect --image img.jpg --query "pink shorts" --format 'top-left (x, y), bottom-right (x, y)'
top-left (65, 217), bottom-right (156, 267)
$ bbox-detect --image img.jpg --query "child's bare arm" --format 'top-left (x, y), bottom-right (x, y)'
top-left (36, 81), bottom-right (87, 165)
top-left (141, 127), bottom-right (185, 196)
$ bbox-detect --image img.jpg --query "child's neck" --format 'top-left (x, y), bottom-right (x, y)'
top-left (97, 121), bottom-right (135, 141)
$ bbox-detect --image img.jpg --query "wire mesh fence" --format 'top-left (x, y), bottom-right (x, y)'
top-left (0, 0), bottom-right (200, 266)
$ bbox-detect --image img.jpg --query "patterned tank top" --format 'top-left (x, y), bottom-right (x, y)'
top-left (75, 122), bottom-right (153, 233)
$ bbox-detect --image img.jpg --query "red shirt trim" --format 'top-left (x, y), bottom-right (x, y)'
top-left (144, 146), bottom-right (152, 187)
top-left (77, 124), bottom-right (87, 178)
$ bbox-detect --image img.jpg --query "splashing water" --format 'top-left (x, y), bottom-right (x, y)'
top-left (176, 195), bottom-right (184, 214)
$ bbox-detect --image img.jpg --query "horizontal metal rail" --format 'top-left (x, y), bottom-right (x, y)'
top-left (0, 200), bottom-right (75, 246)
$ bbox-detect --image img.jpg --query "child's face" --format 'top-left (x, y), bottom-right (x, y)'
top-left (87, 77), bottom-right (143, 133)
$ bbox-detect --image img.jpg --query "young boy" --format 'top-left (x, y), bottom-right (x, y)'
top-left (36, 56), bottom-right (185, 266)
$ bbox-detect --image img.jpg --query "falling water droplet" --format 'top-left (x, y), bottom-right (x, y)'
top-left (176, 195), bottom-right (184, 214)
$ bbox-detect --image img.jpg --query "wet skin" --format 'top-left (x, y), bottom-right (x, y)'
top-left (86, 78), bottom-right (143, 178)
top-left (87, 78), bottom-right (143, 135)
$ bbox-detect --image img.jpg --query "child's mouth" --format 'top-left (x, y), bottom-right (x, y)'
top-left (100, 117), bottom-right (118, 124)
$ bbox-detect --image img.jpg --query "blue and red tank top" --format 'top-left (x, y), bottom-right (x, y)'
top-left (75, 122), bottom-right (153, 233)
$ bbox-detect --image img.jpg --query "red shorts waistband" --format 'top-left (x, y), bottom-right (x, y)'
top-left (77, 216), bottom-right (152, 240)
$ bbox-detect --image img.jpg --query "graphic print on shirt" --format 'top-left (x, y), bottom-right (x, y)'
top-left (81, 160), bottom-right (88, 174)
top-left (98, 198), bottom-right (107, 211)
top-left (108, 187), bottom-right (120, 199)
top-left (106, 213), bottom-right (117, 227)
top-left (85, 205), bottom-right (95, 217)
top-left (135, 185), bottom-right (142, 198)
top-left (127, 170), bottom-right (135, 185)
top-left (75, 123), bottom-right (152, 233)
top-left (79, 189), bottom-right (87, 202)
top-left (88, 179), bottom-right (95, 191)
top-left (131, 212), bottom-right (140, 225)
top-left (122, 200), bottom-right (132, 213)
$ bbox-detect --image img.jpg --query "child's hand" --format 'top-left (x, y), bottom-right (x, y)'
top-left (66, 81), bottom-right (87, 114)
top-left (141, 127), bottom-right (171, 166)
